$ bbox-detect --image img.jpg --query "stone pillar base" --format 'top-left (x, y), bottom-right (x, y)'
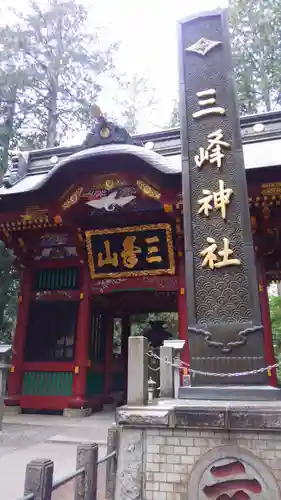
top-left (63, 407), bottom-right (92, 418)
top-left (116, 396), bottom-right (281, 500)
top-left (4, 404), bottom-right (22, 416)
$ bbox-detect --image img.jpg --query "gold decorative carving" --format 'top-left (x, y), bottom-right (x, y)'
top-left (62, 186), bottom-right (83, 210)
top-left (163, 204), bottom-right (173, 213)
top-left (85, 223), bottom-right (175, 279)
top-left (261, 182), bottom-right (281, 197)
top-left (136, 180), bottom-right (161, 200)
top-left (103, 179), bottom-right (121, 190)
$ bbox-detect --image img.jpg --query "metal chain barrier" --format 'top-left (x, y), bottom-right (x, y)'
top-left (147, 350), bottom-right (281, 378)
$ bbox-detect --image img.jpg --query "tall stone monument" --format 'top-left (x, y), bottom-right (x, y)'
top-left (178, 9), bottom-right (277, 397)
top-left (115, 12), bottom-right (281, 500)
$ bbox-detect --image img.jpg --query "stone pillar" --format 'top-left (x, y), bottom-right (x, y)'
top-left (127, 336), bottom-right (148, 406)
top-left (75, 443), bottom-right (98, 500)
top-left (6, 268), bottom-right (32, 409)
top-left (106, 424), bottom-right (119, 500)
top-left (160, 345), bottom-right (174, 398)
top-left (68, 265), bottom-right (91, 412)
top-left (24, 458), bottom-right (54, 500)
top-left (178, 9), bottom-right (269, 393)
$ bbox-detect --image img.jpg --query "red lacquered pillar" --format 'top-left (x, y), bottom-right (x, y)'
top-left (6, 268), bottom-right (33, 407)
top-left (177, 242), bottom-right (190, 370)
top-left (257, 254), bottom-right (277, 387)
top-left (69, 265), bottom-right (91, 408)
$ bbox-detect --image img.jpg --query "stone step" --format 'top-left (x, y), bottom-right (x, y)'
top-left (178, 385), bottom-right (281, 401)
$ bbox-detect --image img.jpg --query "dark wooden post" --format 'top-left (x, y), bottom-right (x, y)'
top-left (178, 9), bottom-right (274, 395)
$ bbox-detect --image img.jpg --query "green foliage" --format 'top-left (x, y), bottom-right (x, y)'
top-left (0, 0), bottom-right (120, 166)
top-left (0, 276), bottom-right (19, 344)
top-left (112, 313), bottom-right (178, 356)
top-left (269, 296), bottom-right (281, 352)
top-left (269, 295), bottom-right (281, 382)
top-left (0, 241), bottom-right (17, 343)
top-left (230, 0), bottom-right (281, 114)
top-left (167, 1), bottom-right (281, 123)
top-left (131, 312), bottom-right (178, 338)
top-left (17, 0), bottom-right (119, 146)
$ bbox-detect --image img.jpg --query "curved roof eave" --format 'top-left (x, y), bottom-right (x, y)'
top-left (0, 144), bottom-right (181, 197)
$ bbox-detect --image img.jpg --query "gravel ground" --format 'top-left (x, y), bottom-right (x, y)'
top-left (0, 423), bottom-right (62, 458)
top-left (0, 423), bottom-right (108, 499)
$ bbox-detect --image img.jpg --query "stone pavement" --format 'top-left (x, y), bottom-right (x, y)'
top-left (0, 411), bottom-right (115, 500)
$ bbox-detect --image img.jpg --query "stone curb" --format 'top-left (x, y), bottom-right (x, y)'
top-left (46, 435), bottom-right (107, 445)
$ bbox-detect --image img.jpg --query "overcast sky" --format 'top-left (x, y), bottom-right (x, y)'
top-left (2, 0), bottom-right (229, 140)
top-left (94, 0), bottom-right (229, 130)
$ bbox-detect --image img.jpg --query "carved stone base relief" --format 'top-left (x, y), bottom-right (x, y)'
top-left (188, 445), bottom-right (280, 499)
top-left (114, 428), bottom-right (144, 500)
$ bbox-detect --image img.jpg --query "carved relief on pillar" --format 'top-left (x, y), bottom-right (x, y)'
top-left (188, 445), bottom-right (280, 499)
top-left (115, 429), bottom-right (144, 500)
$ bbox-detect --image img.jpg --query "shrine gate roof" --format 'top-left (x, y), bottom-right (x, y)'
top-left (1, 110), bottom-right (281, 198)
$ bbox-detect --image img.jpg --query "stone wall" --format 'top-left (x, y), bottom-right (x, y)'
top-left (144, 428), bottom-right (281, 500)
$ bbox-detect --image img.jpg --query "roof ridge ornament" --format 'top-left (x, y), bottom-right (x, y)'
top-left (82, 105), bottom-right (143, 149)
top-left (2, 150), bottom-right (29, 188)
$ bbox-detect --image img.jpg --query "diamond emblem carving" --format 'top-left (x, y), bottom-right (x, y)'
top-left (185, 37), bottom-right (221, 56)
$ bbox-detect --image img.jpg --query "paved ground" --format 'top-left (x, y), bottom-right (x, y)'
top-left (0, 411), bottom-right (115, 500)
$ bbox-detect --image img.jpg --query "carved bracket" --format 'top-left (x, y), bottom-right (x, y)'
top-left (188, 325), bottom-right (264, 353)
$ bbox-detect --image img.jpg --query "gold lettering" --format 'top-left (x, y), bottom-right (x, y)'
top-left (145, 236), bottom-right (163, 264)
top-left (198, 180), bottom-right (233, 219)
top-left (195, 129), bottom-right (231, 170)
top-left (213, 180), bottom-right (233, 220)
top-left (200, 237), bottom-right (241, 270)
top-left (198, 189), bottom-right (213, 217)
top-left (200, 237), bottom-right (218, 270)
top-left (192, 89), bottom-right (226, 119)
top-left (120, 236), bottom-right (141, 269)
top-left (97, 240), bottom-right (118, 268)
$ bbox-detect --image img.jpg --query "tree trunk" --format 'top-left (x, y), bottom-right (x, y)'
top-left (1, 85), bottom-right (17, 172)
top-left (46, 79), bottom-right (58, 147)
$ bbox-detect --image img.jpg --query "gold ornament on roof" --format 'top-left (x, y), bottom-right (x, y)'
top-left (136, 180), bottom-right (161, 200)
top-left (104, 179), bottom-right (120, 190)
top-left (100, 127), bottom-right (111, 138)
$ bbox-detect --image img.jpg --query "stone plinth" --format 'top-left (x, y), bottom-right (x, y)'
top-left (115, 399), bottom-right (281, 500)
top-left (63, 407), bottom-right (92, 418)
